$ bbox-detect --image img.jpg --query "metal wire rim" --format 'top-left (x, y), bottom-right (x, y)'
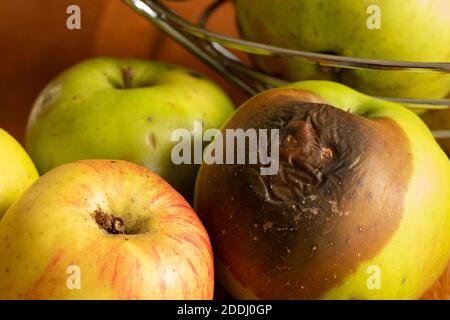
top-left (123, 0), bottom-right (450, 137)
top-left (196, 0), bottom-right (450, 73)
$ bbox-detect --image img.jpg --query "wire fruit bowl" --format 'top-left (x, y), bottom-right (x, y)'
top-left (124, 0), bottom-right (450, 137)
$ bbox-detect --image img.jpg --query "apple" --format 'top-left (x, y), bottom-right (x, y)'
top-left (26, 58), bottom-right (234, 201)
top-left (195, 80), bottom-right (450, 299)
top-left (421, 109), bottom-right (450, 156)
top-left (0, 128), bottom-right (38, 218)
top-left (235, 0), bottom-right (450, 99)
top-left (0, 160), bottom-right (214, 299)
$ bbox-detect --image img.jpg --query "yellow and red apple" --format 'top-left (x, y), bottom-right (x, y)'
top-left (0, 160), bottom-right (214, 299)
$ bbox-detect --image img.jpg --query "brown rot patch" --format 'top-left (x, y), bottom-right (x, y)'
top-left (196, 88), bottom-right (413, 299)
top-left (92, 208), bottom-right (125, 235)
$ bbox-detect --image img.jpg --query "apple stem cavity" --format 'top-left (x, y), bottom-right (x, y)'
top-left (92, 208), bottom-right (125, 235)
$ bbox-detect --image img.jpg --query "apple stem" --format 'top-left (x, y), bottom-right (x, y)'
top-left (122, 67), bottom-right (134, 89)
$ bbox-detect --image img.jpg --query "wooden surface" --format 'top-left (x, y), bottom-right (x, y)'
top-left (0, 0), bottom-right (447, 300)
top-left (0, 0), bottom-right (246, 142)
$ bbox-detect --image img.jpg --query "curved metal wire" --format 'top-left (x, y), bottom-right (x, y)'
top-left (123, 0), bottom-right (450, 137)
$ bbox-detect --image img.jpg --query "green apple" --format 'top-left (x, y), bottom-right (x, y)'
top-left (236, 0), bottom-right (450, 99)
top-left (0, 160), bottom-right (214, 299)
top-left (26, 58), bottom-right (234, 200)
top-left (0, 128), bottom-right (38, 218)
top-left (195, 80), bottom-right (450, 299)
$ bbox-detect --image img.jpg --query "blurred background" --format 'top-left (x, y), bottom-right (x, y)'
top-left (0, 0), bottom-right (447, 300)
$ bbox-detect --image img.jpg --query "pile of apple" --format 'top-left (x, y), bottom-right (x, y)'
top-left (0, 0), bottom-right (449, 300)
top-left (0, 59), bottom-right (234, 299)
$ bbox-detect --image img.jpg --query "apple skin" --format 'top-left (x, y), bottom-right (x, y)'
top-left (236, 0), bottom-right (450, 99)
top-left (421, 262), bottom-right (450, 300)
top-left (195, 80), bottom-right (450, 299)
top-left (26, 58), bottom-right (234, 201)
top-left (0, 160), bottom-right (214, 299)
top-left (0, 128), bottom-right (38, 218)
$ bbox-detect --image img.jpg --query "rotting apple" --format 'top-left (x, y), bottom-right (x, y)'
top-left (235, 0), bottom-right (450, 99)
top-left (0, 128), bottom-right (38, 219)
top-left (26, 58), bottom-right (234, 201)
top-left (0, 160), bottom-right (214, 299)
top-left (195, 80), bottom-right (450, 299)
